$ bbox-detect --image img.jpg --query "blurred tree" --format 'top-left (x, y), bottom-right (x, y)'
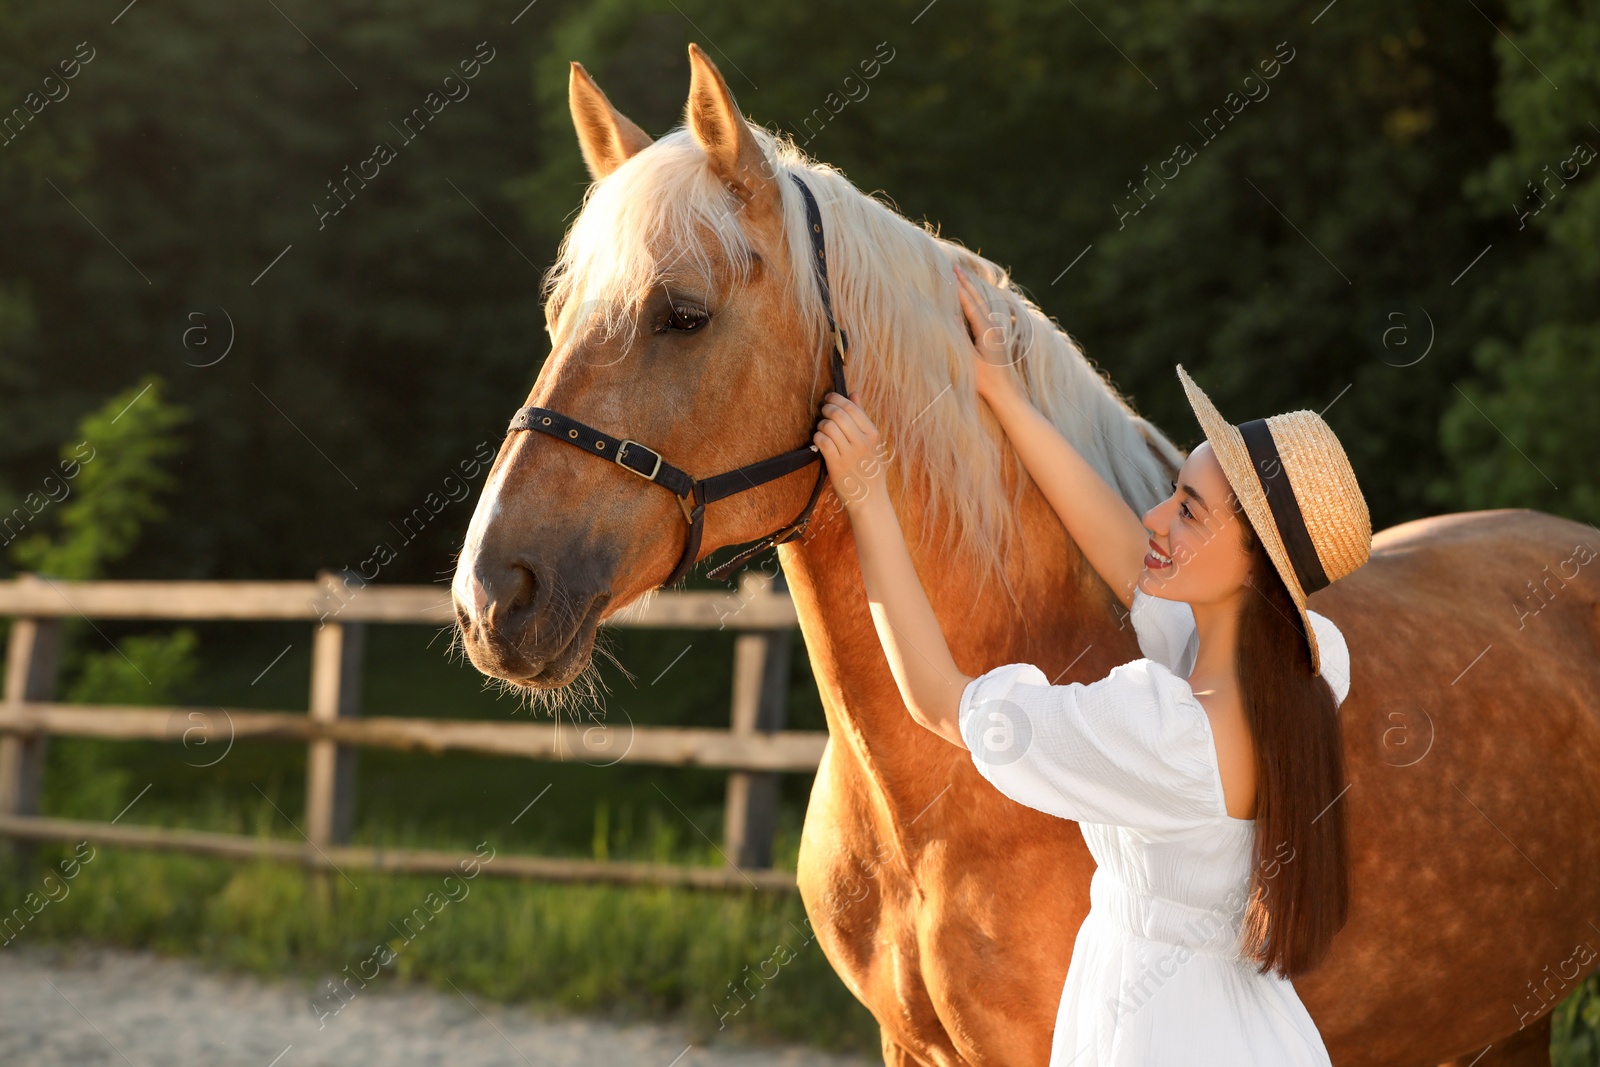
top-left (2, 376), bottom-right (195, 817)
top-left (9, 373), bottom-right (187, 581)
top-left (0, 0), bottom-right (571, 581)
top-left (1439, 0), bottom-right (1600, 527)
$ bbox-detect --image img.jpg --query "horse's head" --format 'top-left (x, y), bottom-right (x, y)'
top-left (452, 44), bottom-right (838, 691)
top-left (453, 44), bottom-right (1185, 695)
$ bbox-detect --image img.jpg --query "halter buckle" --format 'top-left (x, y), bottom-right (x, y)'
top-left (615, 439), bottom-right (662, 481)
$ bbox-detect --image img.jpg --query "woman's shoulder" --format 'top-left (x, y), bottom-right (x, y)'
top-left (1130, 586), bottom-right (1198, 673)
top-left (1134, 587), bottom-right (1353, 707)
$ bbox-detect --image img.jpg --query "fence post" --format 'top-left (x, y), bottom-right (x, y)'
top-left (0, 576), bottom-right (63, 861)
top-left (306, 570), bottom-right (365, 847)
top-left (723, 569), bottom-right (792, 870)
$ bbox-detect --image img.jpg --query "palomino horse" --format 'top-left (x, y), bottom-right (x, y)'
top-left (451, 43), bottom-right (1600, 1066)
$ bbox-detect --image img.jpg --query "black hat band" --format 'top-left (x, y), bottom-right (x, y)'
top-left (1238, 418), bottom-right (1330, 595)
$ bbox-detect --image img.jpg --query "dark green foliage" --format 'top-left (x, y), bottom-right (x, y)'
top-left (0, 375), bottom-right (200, 820)
top-left (1553, 972), bottom-right (1600, 1067)
top-left (7, 374), bottom-right (189, 581)
top-left (1437, 0), bottom-right (1600, 526)
top-left (0, 0), bottom-right (560, 581)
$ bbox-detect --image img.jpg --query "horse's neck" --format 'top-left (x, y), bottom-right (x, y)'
top-left (778, 466), bottom-right (1133, 847)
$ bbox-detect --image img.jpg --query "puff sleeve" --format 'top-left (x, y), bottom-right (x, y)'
top-left (957, 659), bottom-right (1225, 833)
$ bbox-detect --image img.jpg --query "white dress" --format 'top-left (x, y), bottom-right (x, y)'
top-left (957, 588), bottom-right (1351, 1066)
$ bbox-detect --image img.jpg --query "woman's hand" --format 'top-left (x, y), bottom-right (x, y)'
top-left (954, 263), bottom-right (1021, 404)
top-left (813, 390), bottom-right (890, 514)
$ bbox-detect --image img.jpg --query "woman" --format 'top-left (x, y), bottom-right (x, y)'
top-left (811, 263), bottom-right (1371, 1065)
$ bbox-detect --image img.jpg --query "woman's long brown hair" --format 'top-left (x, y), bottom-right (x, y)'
top-left (1232, 497), bottom-right (1351, 978)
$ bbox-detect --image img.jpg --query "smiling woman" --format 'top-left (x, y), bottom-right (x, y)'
top-left (813, 260), bottom-right (1370, 1061)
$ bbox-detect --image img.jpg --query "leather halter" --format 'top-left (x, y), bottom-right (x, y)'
top-left (504, 172), bottom-right (849, 588)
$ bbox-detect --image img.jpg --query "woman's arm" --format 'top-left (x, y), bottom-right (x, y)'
top-left (813, 391), bottom-right (971, 748)
top-left (955, 265), bottom-right (1148, 609)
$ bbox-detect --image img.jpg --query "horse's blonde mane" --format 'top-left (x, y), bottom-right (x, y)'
top-left (544, 125), bottom-right (1183, 610)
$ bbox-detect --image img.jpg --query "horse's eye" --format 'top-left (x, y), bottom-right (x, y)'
top-left (665, 304), bottom-right (709, 332)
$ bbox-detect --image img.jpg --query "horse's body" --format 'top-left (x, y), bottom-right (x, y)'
top-left (451, 44), bottom-right (1600, 1066)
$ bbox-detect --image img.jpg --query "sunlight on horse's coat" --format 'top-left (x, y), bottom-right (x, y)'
top-left (542, 122), bottom-right (1182, 617)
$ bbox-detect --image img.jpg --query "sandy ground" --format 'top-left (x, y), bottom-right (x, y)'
top-left (0, 944), bottom-right (878, 1067)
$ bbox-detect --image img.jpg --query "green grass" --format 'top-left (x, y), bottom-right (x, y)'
top-left (1552, 972), bottom-right (1600, 1067)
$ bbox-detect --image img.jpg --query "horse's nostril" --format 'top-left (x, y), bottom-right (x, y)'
top-left (467, 557), bottom-right (541, 637)
top-left (503, 559), bottom-right (538, 621)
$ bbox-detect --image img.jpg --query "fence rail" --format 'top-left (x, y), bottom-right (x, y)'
top-left (0, 569), bottom-right (819, 893)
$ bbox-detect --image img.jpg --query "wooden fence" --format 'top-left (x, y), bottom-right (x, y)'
top-left (0, 569), bottom-right (822, 893)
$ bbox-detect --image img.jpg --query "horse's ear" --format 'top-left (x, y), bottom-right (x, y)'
top-left (569, 61), bottom-right (653, 181)
top-left (685, 43), bottom-right (780, 227)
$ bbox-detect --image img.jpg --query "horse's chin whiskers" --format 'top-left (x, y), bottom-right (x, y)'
top-left (590, 628), bottom-right (633, 688)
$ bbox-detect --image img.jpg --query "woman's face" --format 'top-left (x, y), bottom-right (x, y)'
top-left (1137, 441), bottom-right (1254, 608)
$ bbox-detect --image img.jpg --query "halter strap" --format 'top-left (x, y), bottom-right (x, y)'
top-left (505, 171), bottom-right (849, 588)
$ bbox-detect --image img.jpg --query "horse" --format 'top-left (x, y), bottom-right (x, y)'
top-left (450, 43), bottom-right (1600, 1067)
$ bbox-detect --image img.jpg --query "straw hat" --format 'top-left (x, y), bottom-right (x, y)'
top-left (1174, 365), bottom-right (1372, 675)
